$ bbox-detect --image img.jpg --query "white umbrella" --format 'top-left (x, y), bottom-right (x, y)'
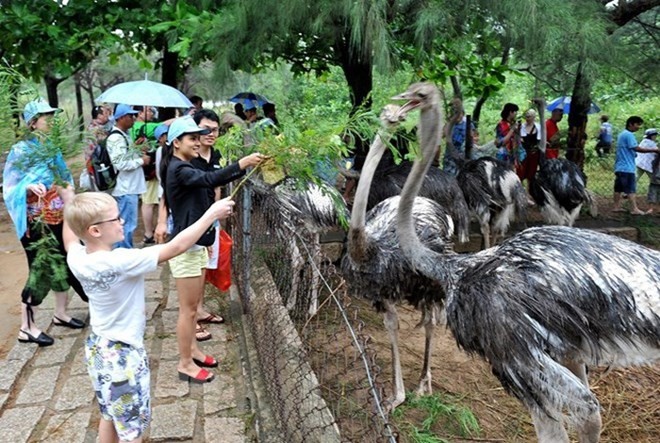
top-left (95, 75), bottom-right (192, 108)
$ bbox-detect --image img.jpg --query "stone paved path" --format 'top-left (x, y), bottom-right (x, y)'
top-left (0, 265), bottom-right (251, 442)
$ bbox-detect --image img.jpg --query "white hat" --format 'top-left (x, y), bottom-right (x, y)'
top-left (644, 128), bottom-right (658, 137)
top-left (167, 116), bottom-right (210, 144)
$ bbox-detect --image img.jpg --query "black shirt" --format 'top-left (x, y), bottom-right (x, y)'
top-left (165, 156), bottom-right (243, 244)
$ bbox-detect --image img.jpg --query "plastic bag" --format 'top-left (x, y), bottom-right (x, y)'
top-left (205, 230), bottom-right (232, 291)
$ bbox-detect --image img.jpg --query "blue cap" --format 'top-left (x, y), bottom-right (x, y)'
top-left (23, 99), bottom-right (61, 124)
top-left (154, 123), bottom-right (169, 141)
top-left (114, 104), bottom-right (139, 120)
top-left (244, 101), bottom-right (257, 111)
top-left (167, 116), bottom-right (210, 144)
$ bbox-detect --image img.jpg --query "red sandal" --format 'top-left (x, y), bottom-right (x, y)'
top-left (193, 355), bottom-right (219, 368)
top-left (178, 368), bottom-right (215, 384)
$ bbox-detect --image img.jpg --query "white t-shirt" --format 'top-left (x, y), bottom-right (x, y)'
top-left (107, 126), bottom-right (147, 197)
top-left (635, 138), bottom-right (658, 173)
top-left (67, 243), bottom-right (160, 348)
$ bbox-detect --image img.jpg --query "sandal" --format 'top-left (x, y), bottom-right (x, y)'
top-left (195, 323), bottom-right (212, 342)
top-left (143, 236), bottom-right (155, 245)
top-left (178, 368), bottom-right (214, 384)
top-left (198, 313), bottom-right (225, 324)
top-left (193, 354), bottom-right (219, 368)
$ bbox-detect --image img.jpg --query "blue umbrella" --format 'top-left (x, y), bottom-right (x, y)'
top-left (229, 92), bottom-right (270, 108)
top-left (96, 77), bottom-right (193, 108)
top-left (547, 96), bottom-right (600, 115)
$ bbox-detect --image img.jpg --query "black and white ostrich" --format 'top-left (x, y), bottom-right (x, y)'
top-left (530, 98), bottom-right (598, 226)
top-left (365, 158), bottom-right (471, 244)
top-left (250, 175), bottom-right (348, 316)
top-left (395, 82), bottom-right (660, 443)
top-left (341, 104), bottom-right (455, 411)
top-left (456, 155), bottom-right (527, 248)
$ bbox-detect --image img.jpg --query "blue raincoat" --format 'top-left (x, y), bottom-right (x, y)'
top-left (3, 137), bottom-right (73, 239)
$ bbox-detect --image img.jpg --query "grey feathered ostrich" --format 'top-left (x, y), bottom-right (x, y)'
top-left (251, 176), bottom-right (348, 316)
top-left (341, 104), bottom-right (455, 411)
top-left (530, 98), bottom-right (598, 226)
top-left (365, 159), bottom-right (471, 243)
top-left (395, 82), bottom-right (660, 443)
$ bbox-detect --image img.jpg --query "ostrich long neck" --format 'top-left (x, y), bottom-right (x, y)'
top-left (396, 100), bottom-right (453, 282)
top-left (348, 129), bottom-right (392, 262)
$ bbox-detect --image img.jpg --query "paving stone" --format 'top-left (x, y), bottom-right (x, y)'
top-left (70, 347), bottom-right (87, 376)
top-left (0, 359), bottom-right (26, 391)
top-left (0, 392), bottom-right (8, 410)
top-left (15, 366), bottom-right (61, 405)
top-left (205, 416), bottom-right (245, 443)
top-left (67, 295), bottom-right (90, 310)
top-left (145, 279), bottom-right (164, 300)
top-left (145, 268), bottom-right (162, 281)
top-left (145, 301), bottom-right (159, 321)
top-left (165, 291), bottom-right (179, 311)
top-left (40, 411), bottom-right (91, 443)
top-left (150, 399), bottom-right (198, 441)
top-left (203, 324), bottom-right (228, 343)
top-left (6, 342), bottom-right (37, 362)
top-left (32, 336), bottom-right (77, 366)
top-left (159, 337), bottom-right (179, 360)
top-left (55, 374), bottom-right (95, 411)
top-left (154, 360), bottom-right (190, 398)
top-left (0, 406), bottom-right (45, 443)
top-left (203, 373), bottom-right (237, 414)
top-left (162, 310), bottom-right (179, 331)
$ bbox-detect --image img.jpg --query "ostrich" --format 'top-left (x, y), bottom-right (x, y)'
top-left (395, 82), bottom-right (660, 443)
top-left (341, 104), bottom-right (455, 411)
top-left (456, 156), bottom-right (527, 248)
top-left (530, 98), bottom-right (598, 226)
top-left (250, 175), bottom-right (348, 316)
top-left (365, 158), bottom-right (471, 244)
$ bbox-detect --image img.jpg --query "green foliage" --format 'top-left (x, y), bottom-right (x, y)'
top-left (391, 392), bottom-right (481, 443)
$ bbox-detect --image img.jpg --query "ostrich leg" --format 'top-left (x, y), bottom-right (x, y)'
top-left (308, 233), bottom-right (321, 317)
top-left (383, 300), bottom-right (406, 411)
top-left (286, 237), bottom-right (304, 311)
top-left (564, 360), bottom-right (602, 443)
top-left (416, 303), bottom-right (438, 396)
top-left (480, 221), bottom-right (491, 249)
top-left (531, 410), bottom-right (570, 443)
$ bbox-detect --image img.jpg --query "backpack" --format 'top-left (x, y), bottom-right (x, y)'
top-left (91, 129), bottom-right (125, 191)
top-left (134, 123), bottom-right (158, 181)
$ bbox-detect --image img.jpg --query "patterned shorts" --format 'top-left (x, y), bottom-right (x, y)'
top-left (85, 333), bottom-right (151, 441)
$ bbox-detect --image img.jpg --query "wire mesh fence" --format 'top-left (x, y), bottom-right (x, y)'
top-left (230, 182), bottom-right (397, 443)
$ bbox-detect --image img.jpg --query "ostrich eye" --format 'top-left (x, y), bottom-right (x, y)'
top-left (417, 92), bottom-right (427, 99)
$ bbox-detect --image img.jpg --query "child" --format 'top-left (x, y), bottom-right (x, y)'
top-left (158, 115), bottom-right (263, 383)
top-left (63, 192), bottom-right (234, 443)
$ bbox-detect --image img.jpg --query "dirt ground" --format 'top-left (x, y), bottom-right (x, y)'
top-left (1, 166), bottom-right (658, 440)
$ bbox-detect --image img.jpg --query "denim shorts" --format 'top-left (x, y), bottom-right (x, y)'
top-left (85, 333), bottom-right (151, 441)
top-left (169, 247), bottom-right (209, 278)
top-left (614, 171), bottom-right (636, 194)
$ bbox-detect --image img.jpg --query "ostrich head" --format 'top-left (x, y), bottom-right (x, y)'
top-left (392, 82), bottom-right (442, 164)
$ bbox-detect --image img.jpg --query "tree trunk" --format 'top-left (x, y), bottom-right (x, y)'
top-left (160, 46), bottom-right (179, 120)
top-left (44, 74), bottom-right (61, 108)
top-left (74, 74), bottom-right (85, 135)
top-left (565, 62), bottom-right (591, 173)
top-left (335, 34), bottom-right (373, 170)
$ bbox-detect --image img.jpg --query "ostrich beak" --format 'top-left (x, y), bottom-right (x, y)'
top-left (391, 92), bottom-right (422, 116)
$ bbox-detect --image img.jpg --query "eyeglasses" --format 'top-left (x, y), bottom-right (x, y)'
top-left (202, 127), bottom-right (220, 135)
top-left (90, 216), bottom-right (124, 227)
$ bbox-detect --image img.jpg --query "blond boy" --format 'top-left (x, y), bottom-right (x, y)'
top-left (62, 192), bottom-right (233, 443)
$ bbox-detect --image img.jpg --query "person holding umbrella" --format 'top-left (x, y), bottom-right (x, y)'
top-left (108, 104), bottom-right (152, 248)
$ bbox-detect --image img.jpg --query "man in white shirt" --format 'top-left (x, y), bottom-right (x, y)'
top-left (107, 104), bottom-right (151, 248)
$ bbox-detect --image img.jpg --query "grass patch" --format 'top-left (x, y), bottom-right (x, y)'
top-left (391, 392), bottom-right (481, 443)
